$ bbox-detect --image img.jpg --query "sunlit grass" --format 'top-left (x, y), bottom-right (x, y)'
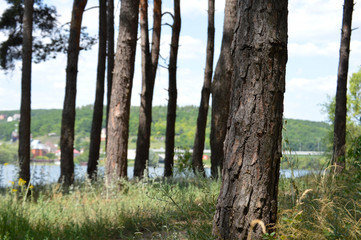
top-left (0, 176), bottom-right (219, 239)
top-left (0, 166), bottom-right (360, 239)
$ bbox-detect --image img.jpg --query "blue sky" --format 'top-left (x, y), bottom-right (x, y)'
top-left (0, 0), bottom-right (361, 122)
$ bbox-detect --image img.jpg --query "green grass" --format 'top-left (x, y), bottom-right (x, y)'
top-left (0, 177), bottom-right (219, 240)
top-left (281, 154), bottom-right (329, 170)
top-left (0, 167), bottom-right (360, 239)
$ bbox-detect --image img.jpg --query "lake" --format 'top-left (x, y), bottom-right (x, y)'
top-left (0, 164), bottom-right (310, 187)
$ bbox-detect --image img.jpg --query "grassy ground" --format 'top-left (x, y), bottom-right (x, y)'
top-left (0, 167), bottom-right (360, 239)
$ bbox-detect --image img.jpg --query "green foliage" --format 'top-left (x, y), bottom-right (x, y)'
top-left (349, 68), bottom-right (361, 120)
top-left (283, 119), bottom-right (330, 151)
top-left (347, 135), bottom-right (361, 177)
top-left (0, 0), bottom-right (96, 71)
top-left (45, 152), bottom-right (55, 159)
top-left (323, 68), bottom-right (361, 159)
top-left (148, 150), bottom-right (159, 167)
top-left (0, 106), bottom-right (329, 152)
top-left (31, 109), bottom-right (62, 137)
top-left (174, 148), bottom-right (192, 174)
top-left (0, 121), bottom-right (17, 141)
top-left (0, 143), bottom-right (17, 164)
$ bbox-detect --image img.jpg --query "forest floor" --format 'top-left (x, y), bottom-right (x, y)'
top-left (0, 165), bottom-right (360, 239)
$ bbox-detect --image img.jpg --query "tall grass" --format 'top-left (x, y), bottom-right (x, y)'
top-left (277, 167), bottom-right (361, 240)
top-left (0, 177), bottom-right (219, 239)
top-left (0, 167), bottom-right (360, 239)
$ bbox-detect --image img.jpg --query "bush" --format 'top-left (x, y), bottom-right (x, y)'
top-left (0, 143), bottom-right (17, 164)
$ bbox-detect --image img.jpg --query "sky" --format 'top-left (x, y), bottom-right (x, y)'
top-left (0, 0), bottom-right (361, 122)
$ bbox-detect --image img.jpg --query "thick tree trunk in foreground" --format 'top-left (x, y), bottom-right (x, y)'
top-left (210, 0), bottom-right (237, 179)
top-left (332, 0), bottom-right (354, 172)
top-left (134, 0), bottom-right (162, 178)
top-left (59, 0), bottom-right (87, 186)
top-left (213, 1), bottom-right (288, 239)
top-left (164, 0), bottom-right (181, 177)
top-left (18, 0), bottom-right (34, 185)
top-left (105, 0), bottom-right (114, 150)
top-left (192, 0), bottom-right (214, 175)
top-left (87, 0), bottom-right (107, 179)
top-left (106, 0), bottom-right (139, 182)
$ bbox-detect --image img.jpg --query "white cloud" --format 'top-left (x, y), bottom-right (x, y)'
top-left (178, 36), bottom-right (205, 60)
top-left (287, 75), bottom-right (336, 94)
top-left (289, 0), bottom-right (343, 42)
top-left (177, 0), bottom-right (225, 16)
top-left (284, 75), bottom-right (337, 121)
top-left (289, 42), bottom-right (339, 57)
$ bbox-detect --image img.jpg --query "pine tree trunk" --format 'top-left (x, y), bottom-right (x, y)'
top-left (164, 0), bottom-right (181, 177)
top-left (105, 0), bottom-right (114, 150)
top-left (87, 0), bottom-right (107, 179)
top-left (210, 0), bottom-right (237, 179)
top-left (134, 0), bottom-right (162, 178)
top-left (192, 0), bottom-right (214, 175)
top-left (213, 1), bottom-right (288, 239)
top-left (18, 0), bottom-right (34, 185)
top-left (105, 0), bottom-right (139, 183)
top-left (332, 0), bottom-right (354, 172)
top-left (59, 0), bottom-right (87, 186)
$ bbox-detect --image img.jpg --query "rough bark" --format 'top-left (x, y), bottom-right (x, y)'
top-left (192, 0), bottom-right (214, 175)
top-left (59, 0), bottom-right (87, 186)
top-left (105, 0), bottom-right (139, 183)
top-left (212, 1), bottom-right (288, 239)
top-left (18, 0), bottom-right (34, 185)
top-left (210, 0), bottom-right (237, 179)
top-left (134, 0), bottom-right (162, 178)
top-left (105, 0), bottom-right (114, 150)
top-left (87, 0), bottom-right (107, 179)
top-left (332, 0), bottom-right (354, 172)
top-left (164, 0), bottom-right (181, 177)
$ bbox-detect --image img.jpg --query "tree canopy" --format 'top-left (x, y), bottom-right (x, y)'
top-left (0, 0), bottom-right (95, 71)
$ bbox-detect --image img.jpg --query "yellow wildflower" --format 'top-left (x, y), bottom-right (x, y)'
top-left (18, 178), bottom-right (26, 186)
top-left (4, 163), bottom-right (8, 166)
top-left (11, 189), bottom-right (17, 192)
top-left (29, 184), bottom-right (34, 189)
top-left (9, 181), bottom-right (14, 185)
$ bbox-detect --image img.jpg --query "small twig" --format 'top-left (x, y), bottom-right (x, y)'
top-left (162, 11), bottom-right (174, 20)
top-left (84, 6), bottom-right (99, 12)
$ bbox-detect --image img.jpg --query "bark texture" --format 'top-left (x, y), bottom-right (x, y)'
top-left (164, 0), bottom-right (181, 177)
top-left (210, 0), bottom-right (237, 179)
top-left (18, 0), bottom-right (34, 185)
top-left (105, 0), bottom-right (139, 182)
top-left (87, 0), bottom-right (107, 179)
top-left (59, 0), bottom-right (87, 186)
top-left (134, 0), bottom-right (162, 178)
top-left (212, 1), bottom-right (288, 239)
top-left (192, 0), bottom-right (215, 175)
top-left (105, 0), bottom-right (114, 150)
top-left (332, 0), bottom-right (354, 171)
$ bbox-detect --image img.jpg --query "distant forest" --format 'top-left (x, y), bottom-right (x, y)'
top-left (0, 105), bottom-right (330, 151)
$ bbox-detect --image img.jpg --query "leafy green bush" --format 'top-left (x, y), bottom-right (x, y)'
top-left (0, 143), bottom-right (17, 164)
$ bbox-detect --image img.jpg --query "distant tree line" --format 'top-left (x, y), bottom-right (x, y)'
top-left (0, 106), bottom-right (330, 152)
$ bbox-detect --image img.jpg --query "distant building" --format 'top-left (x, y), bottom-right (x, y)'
top-left (55, 149), bottom-right (81, 159)
top-left (0, 114), bottom-right (6, 120)
top-left (7, 114), bottom-right (21, 122)
top-left (13, 114), bottom-right (20, 121)
top-left (11, 130), bottom-right (19, 142)
top-left (31, 140), bottom-right (49, 158)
